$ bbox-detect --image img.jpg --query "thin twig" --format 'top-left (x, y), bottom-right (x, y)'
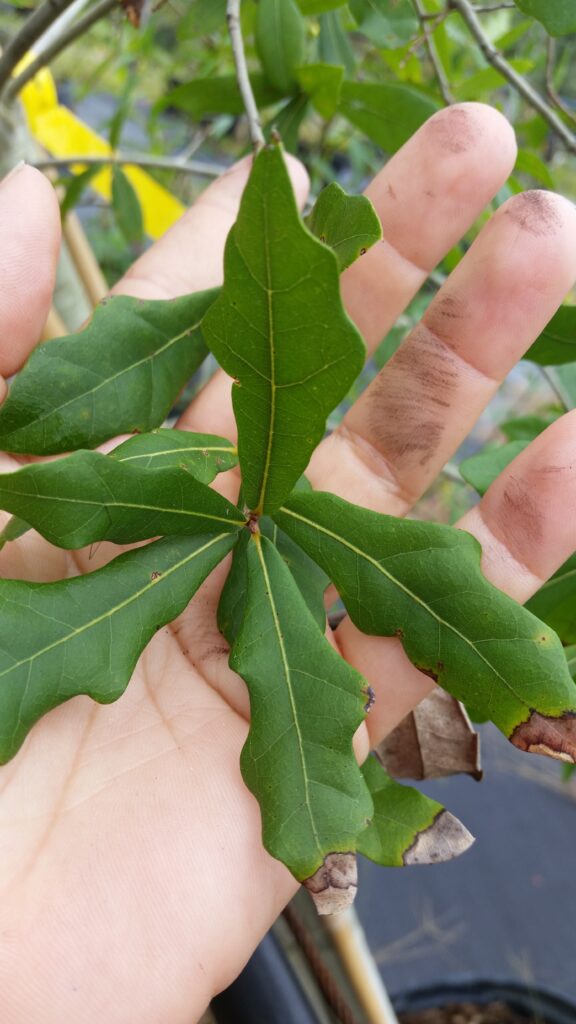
top-left (226, 0), bottom-right (264, 151)
top-left (545, 37), bottom-right (576, 129)
top-left (0, 0), bottom-right (80, 96)
top-left (449, 0), bottom-right (576, 154)
top-left (5, 0), bottom-right (120, 102)
top-left (411, 0), bottom-right (454, 105)
top-left (33, 152), bottom-right (228, 176)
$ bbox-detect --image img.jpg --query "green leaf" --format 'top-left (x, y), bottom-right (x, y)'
top-left (230, 535), bottom-right (372, 904)
top-left (274, 492), bottom-right (576, 761)
top-left (513, 0), bottom-right (576, 35)
top-left (269, 93), bottom-right (310, 152)
top-left (514, 149), bottom-right (555, 190)
top-left (459, 441), bottom-right (529, 496)
top-left (111, 166), bottom-right (144, 247)
top-left (358, 755), bottom-right (474, 866)
top-left (295, 63), bottom-right (343, 118)
top-left (110, 429), bottom-right (237, 482)
top-left (0, 515), bottom-right (30, 550)
top-left (500, 411), bottom-right (561, 442)
top-left (525, 306), bottom-right (576, 365)
top-left (261, 517), bottom-right (329, 630)
top-left (179, 0), bottom-right (226, 36)
top-left (0, 451), bottom-right (246, 549)
top-left (202, 144), bottom-right (365, 515)
top-left (349, 0), bottom-right (419, 48)
top-left (297, 0), bottom-right (346, 12)
top-left (566, 645), bottom-right (576, 680)
top-left (526, 555), bottom-right (576, 646)
top-left (256, 0), bottom-right (306, 95)
top-left (0, 531), bottom-right (237, 763)
top-left (305, 182), bottom-right (382, 271)
top-left (0, 290), bottom-right (217, 455)
top-left (60, 165), bottom-right (102, 218)
top-left (157, 74), bottom-right (285, 117)
top-left (318, 11), bottom-right (356, 76)
top-left (339, 81), bottom-right (439, 154)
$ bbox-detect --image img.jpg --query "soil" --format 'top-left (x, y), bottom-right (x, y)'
top-left (398, 1001), bottom-right (548, 1024)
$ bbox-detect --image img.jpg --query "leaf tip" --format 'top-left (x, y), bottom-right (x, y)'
top-left (403, 811), bottom-right (474, 866)
top-left (303, 852), bottom-right (357, 916)
top-left (510, 710), bottom-right (576, 764)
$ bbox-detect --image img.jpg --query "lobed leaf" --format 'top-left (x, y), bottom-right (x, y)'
top-left (0, 451), bottom-right (245, 548)
top-left (358, 755), bottom-right (474, 867)
top-left (0, 515), bottom-right (30, 550)
top-left (110, 429), bottom-right (237, 482)
top-left (524, 306), bottom-right (576, 365)
top-left (274, 491), bottom-right (576, 762)
top-left (378, 689), bottom-right (482, 781)
top-left (526, 555), bottom-right (576, 646)
top-left (203, 144), bottom-right (365, 515)
top-left (0, 290), bottom-right (218, 455)
top-left (305, 182), bottom-right (382, 271)
top-left (0, 532), bottom-right (237, 762)
top-left (230, 535), bottom-right (372, 910)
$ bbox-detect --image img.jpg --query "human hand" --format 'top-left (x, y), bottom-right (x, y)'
top-left (0, 103), bottom-right (575, 1024)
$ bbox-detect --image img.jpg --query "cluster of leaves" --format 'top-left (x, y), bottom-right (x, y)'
top-left (0, 142), bottom-right (575, 909)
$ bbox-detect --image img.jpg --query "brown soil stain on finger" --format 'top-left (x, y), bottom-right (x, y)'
top-left (424, 292), bottom-right (469, 347)
top-left (426, 106), bottom-right (479, 154)
top-left (497, 475), bottom-right (545, 551)
top-left (504, 190), bottom-right (562, 237)
top-left (367, 325), bottom-right (459, 468)
top-left (510, 710), bottom-right (576, 764)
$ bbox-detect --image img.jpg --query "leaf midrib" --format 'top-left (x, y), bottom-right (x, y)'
top-left (117, 443), bottom-right (236, 464)
top-left (0, 485), bottom-right (245, 529)
top-left (0, 533), bottom-right (229, 680)
top-left (254, 536), bottom-right (323, 859)
top-left (255, 201), bottom-right (276, 515)
top-left (280, 506), bottom-right (526, 706)
top-left (5, 322), bottom-right (199, 439)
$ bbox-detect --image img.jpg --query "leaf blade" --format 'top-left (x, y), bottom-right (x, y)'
top-left (358, 755), bottom-right (474, 867)
top-left (110, 429), bottom-right (237, 482)
top-left (230, 534), bottom-right (372, 904)
top-left (202, 144), bottom-right (365, 514)
top-left (0, 532), bottom-right (237, 762)
top-left (305, 182), bottom-right (382, 271)
top-left (0, 451), bottom-right (246, 548)
top-left (274, 492), bottom-right (576, 761)
top-left (0, 290), bottom-right (218, 454)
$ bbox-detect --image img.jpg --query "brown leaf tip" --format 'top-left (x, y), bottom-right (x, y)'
top-left (303, 852), bottom-right (357, 916)
top-left (403, 811), bottom-right (475, 866)
top-left (510, 710), bottom-right (576, 765)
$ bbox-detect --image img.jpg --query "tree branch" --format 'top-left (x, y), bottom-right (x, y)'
top-left (33, 153), bottom-right (229, 176)
top-left (0, 0), bottom-right (81, 96)
top-left (411, 0), bottom-right (454, 105)
top-left (545, 37), bottom-right (576, 129)
top-left (226, 0), bottom-right (264, 151)
top-left (449, 0), bottom-right (576, 154)
top-left (5, 0), bottom-right (120, 103)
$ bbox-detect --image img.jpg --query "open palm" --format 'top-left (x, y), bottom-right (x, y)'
top-left (1, 103), bottom-right (575, 1024)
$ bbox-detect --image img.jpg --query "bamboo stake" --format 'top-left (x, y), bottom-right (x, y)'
top-left (323, 907), bottom-right (401, 1024)
top-left (62, 211), bottom-right (107, 306)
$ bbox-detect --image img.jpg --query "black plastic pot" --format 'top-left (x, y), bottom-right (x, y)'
top-left (393, 978), bottom-right (576, 1024)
